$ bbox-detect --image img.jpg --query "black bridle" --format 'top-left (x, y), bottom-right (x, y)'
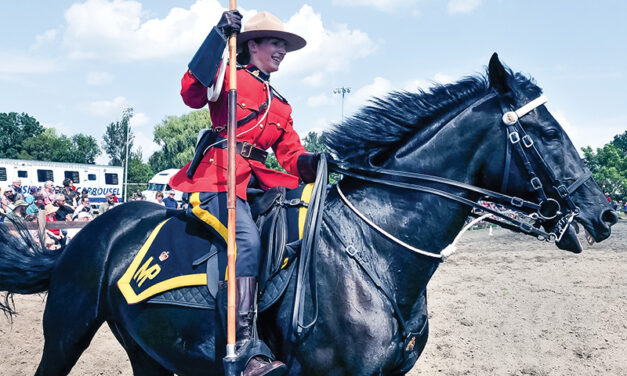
top-left (329, 92), bottom-right (593, 249)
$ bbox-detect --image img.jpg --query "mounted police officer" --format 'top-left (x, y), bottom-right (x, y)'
top-left (169, 9), bottom-right (319, 376)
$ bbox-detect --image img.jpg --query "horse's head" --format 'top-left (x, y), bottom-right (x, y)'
top-left (324, 53), bottom-right (617, 255)
top-left (482, 53), bottom-right (618, 252)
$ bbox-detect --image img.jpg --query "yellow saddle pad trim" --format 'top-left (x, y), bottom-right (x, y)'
top-left (298, 183), bottom-right (314, 240)
top-left (117, 218), bottom-right (207, 304)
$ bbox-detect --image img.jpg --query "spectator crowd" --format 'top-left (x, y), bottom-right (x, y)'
top-left (0, 178), bottom-right (119, 250)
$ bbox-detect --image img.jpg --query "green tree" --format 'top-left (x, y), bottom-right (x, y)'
top-left (127, 149), bottom-right (154, 197)
top-left (0, 112), bottom-right (44, 158)
top-left (69, 134), bottom-right (101, 164)
top-left (149, 109), bottom-right (210, 172)
top-left (19, 128), bottom-right (73, 161)
top-left (302, 131), bottom-right (327, 153)
top-left (19, 129), bottom-right (101, 164)
top-left (611, 131), bottom-right (627, 155)
top-left (582, 143), bottom-right (627, 200)
top-left (103, 108), bottom-right (134, 166)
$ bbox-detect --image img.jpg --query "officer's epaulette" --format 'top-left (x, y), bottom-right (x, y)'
top-left (270, 87), bottom-right (288, 104)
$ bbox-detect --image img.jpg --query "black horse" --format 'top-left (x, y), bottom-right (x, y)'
top-left (0, 55), bottom-right (617, 375)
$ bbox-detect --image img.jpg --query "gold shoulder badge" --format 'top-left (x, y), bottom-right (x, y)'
top-left (252, 69), bottom-right (260, 77)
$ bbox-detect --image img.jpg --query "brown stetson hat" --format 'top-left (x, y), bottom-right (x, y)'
top-left (238, 12), bottom-right (306, 52)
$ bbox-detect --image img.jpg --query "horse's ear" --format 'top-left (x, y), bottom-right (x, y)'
top-left (488, 53), bottom-right (510, 93)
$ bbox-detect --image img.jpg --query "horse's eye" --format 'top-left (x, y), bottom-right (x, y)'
top-left (542, 129), bottom-right (560, 141)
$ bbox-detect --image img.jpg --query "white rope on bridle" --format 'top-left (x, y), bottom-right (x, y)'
top-left (336, 184), bottom-right (492, 261)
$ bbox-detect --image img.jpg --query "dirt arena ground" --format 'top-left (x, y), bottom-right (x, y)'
top-left (1, 220), bottom-right (625, 375)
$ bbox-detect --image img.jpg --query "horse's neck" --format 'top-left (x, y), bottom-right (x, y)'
top-left (335, 108), bottom-right (498, 315)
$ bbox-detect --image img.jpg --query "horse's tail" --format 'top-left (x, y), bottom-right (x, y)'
top-left (0, 215), bottom-right (60, 313)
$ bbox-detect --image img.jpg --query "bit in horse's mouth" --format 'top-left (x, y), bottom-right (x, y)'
top-left (584, 228), bottom-right (595, 245)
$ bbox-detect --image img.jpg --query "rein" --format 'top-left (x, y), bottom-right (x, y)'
top-left (328, 92), bottom-right (592, 258)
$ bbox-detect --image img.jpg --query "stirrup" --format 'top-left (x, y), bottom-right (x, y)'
top-left (244, 356), bottom-right (287, 376)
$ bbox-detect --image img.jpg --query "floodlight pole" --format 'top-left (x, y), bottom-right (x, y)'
top-left (333, 86), bottom-right (351, 122)
top-left (124, 123), bottom-right (130, 203)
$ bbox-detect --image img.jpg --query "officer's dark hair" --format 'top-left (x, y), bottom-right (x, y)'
top-left (237, 38), bottom-right (264, 65)
top-left (63, 178), bottom-right (72, 187)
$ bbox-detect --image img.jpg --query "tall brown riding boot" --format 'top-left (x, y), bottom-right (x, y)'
top-left (236, 277), bottom-right (287, 376)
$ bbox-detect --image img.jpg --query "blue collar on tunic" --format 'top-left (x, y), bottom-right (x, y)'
top-left (246, 64), bottom-right (270, 81)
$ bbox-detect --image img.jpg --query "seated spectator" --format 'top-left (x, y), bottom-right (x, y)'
top-left (163, 191), bottom-right (178, 209)
top-left (155, 191), bottom-right (165, 206)
top-left (11, 200), bottom-right (29, 218)
top-left (24, 186), bottom-right (38, 205)
top-left (44, 204), bottom-right (60, 236)
top-left (11, 179), bottom-right (24, 201)
top-left (99, 192), bottom-right (115, 215)
top-left (50, 193), bottom-right (74, 221)
top-left (72, 196), bottom-right (91, 220)
top-left (3, 186), bottom-right (17, 212)
top-left (27, 194), bottom-right (45, 216)
top-left (43, 181), bottom-right (56, 205)
top-left (62, 178), bottom-right (78, 208)
top-left (76, 207), bottom-right (94, 221)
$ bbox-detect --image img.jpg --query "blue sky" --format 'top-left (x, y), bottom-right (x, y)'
top-left (1, 0), bottom-right (626, 164)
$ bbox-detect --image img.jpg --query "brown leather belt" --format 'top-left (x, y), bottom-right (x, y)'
top-left (212, 136), bottom-right (268, 164)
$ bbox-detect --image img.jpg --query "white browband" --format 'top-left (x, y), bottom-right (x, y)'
top-left (502, 95), bottom-right (548, 125)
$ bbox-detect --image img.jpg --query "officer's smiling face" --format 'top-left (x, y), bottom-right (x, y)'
top-left (249, 38), bottom-right (287, 74)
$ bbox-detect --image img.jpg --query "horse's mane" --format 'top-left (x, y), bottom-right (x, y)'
top-left (322, 69), bottom-right (542, 165)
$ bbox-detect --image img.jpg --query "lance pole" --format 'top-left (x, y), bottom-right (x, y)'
top-left (225, 0), bottom-right (238, 363)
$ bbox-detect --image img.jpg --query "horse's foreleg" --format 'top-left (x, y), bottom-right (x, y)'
top-left (107, 321), bottom-right (174, 376)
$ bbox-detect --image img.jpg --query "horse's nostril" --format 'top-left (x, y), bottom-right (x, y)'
top-left (600, 209), bottom-right (619, 226)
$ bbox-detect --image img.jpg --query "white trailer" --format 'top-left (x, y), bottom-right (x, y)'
top-left (141, 169), bottom-right (183, 203)
top-left (0, 158), bottom-right (124, 206)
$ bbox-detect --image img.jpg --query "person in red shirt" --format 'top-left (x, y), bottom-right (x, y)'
top-left (169, 10), bottom-right (319, 376)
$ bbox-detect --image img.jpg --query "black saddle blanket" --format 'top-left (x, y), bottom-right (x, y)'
top-left (117, 212), bottom-right (218, 305)
top-left (117, 184), bottom-right (312, 310)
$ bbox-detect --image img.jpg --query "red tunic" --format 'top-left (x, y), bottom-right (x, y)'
top-left (169, 67), bottom-right (307, 200)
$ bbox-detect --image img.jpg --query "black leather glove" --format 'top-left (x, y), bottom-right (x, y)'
top-left (297, 152), bottom-right (320, 184)
top-left (216, 10), bottom-right (242, 37)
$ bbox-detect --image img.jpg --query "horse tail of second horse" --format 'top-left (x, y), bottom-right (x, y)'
top-left (0, 216), bottom-right (60, 313)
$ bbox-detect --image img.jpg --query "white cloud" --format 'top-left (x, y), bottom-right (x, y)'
top-left (401, 72), bottom-right (455, 92)
top-left (129, 112), bottom-right (150, 128)
top-left (85, 96), bottom-right (128, 117)
top-left (433, 72), bottom-right (455, 84)
top-left (307, 93), bottom-right (336, 107)
top-left (333, 0), bottom-right (421, 12)
top-left (346, 77), bottom-right (394, 112)
top-left (86, 71), bottom-right (114, 85)
top-left (0, 51), bottom-right (58, 74)
top-left (59, 1), bottom-right (374, 85)
top-left (402, 79), bottom-right (431, 91)
top-left (133, 130), bottom-right (160, 162)
top-left (447, 0), bottom-right (484, 14)
top-left (63, 0), bottom-right (226, 61)
top-left (277, 5), bottom-right (377, 82)
top-left (31, 29), bottom-right (59, 50)
top-left (302, 72), bottom-right (326, 87)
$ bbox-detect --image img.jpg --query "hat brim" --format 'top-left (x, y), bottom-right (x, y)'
top-left (237, 30), bottom-right (306, 52)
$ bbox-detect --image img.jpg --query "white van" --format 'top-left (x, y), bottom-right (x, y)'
top-left (142, 169), bottom-right (183, 203)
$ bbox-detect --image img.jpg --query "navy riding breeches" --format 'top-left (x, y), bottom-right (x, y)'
top-left (185, 192), bottom-right (261, 279)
